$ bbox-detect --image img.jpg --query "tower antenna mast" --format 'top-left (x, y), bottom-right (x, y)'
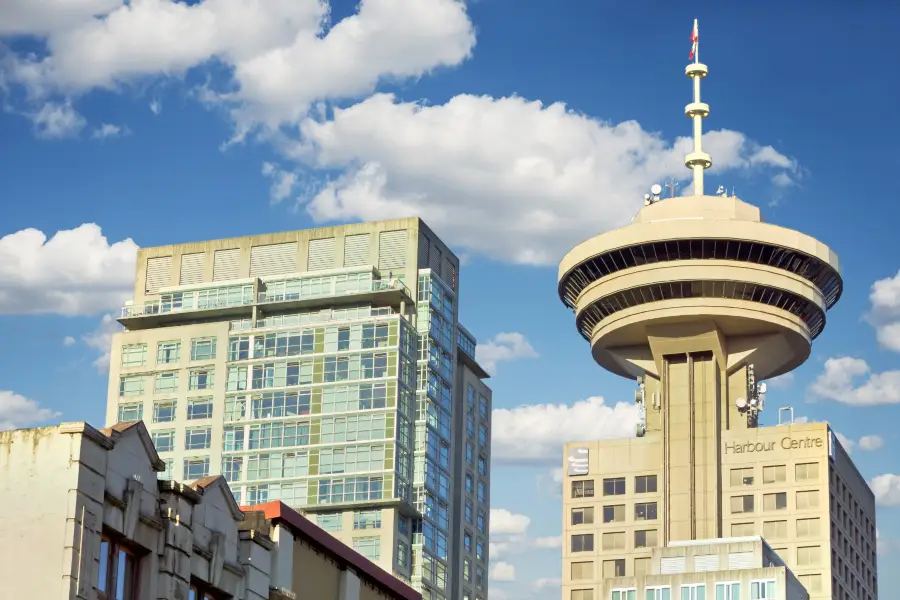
top-left (685, 19), bottom-right (712, 196)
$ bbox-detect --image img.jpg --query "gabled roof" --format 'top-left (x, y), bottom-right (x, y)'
top-left (85, 420), bottom-right (166, 472)
top-left (190, 475), bottom-right (245, 521)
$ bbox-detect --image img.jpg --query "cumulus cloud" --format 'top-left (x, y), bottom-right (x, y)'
top-left (0, 391), bottom-right (61, 431)
top-left (0, 223), bottom-right (137, 315)
top-left (475, 332), bottom-right (538, 374)
top-left (767, 372), bottom-right (795, 389)
top-left (808, 357), bottom-right (900, 406)
top-left (30, 101), bottom-right (86, 139)
top-left (835, 432), bottom-right (855, 454)
top-left (491, 509), bottom-right (530, 536)
top-left (83, 313), bottom-right (123, 371)
top-left (866, 270), bottom-right (900, 352)
top-left (870, 474), bottom-right (900, 507)
top-left (492, 396), bottom-right (639, 465)
top-left (858, 435), bottom-right (884, 451)
top-left (63, 336), bottom-right (76, 346)
top-left (3, 0), bottom-right (475, 133)
top-left (490, 562), bottom-right (516, 582)
top-left (294, 93), bottom-right (799, 265)
top-left (262, 162), bottom-right (299, 204)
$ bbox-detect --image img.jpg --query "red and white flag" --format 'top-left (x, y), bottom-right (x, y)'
top-left (689, 19), bottom-right (699, 60)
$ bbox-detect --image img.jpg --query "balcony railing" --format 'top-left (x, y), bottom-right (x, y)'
top-left (120, 285), bottom-right (254, 318)
top-left (257, 278), bottom-right (411, 304)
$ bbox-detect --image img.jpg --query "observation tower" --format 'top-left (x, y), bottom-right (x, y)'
top-left (556, 21), bottom-right (843, 535)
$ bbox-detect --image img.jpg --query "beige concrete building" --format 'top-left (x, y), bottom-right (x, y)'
top-left (104, 218), bottom-right (492, 600)
top-left (596, 536), bottom-right (810, 600)
top-left (0, 421), bottom-right (282, 600)
top-left (557, 28), bottom-right (876, 600)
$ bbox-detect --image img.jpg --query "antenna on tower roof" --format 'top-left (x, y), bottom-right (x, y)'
top-left (664, 179), bottom-right (679, 198)
top-left (684, 18), bottom-right (711, 196)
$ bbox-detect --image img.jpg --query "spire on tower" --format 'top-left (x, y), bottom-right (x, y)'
top-left (684, 18), bottom-right (711, 196)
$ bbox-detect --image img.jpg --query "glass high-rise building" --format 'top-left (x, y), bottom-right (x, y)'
top-left (104, 218), bottom-right (493, 600)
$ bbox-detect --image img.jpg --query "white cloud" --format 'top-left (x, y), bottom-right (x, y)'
top-left (0, 390), bottom-right (61, 431)
top-left (858, 435), bottom-right (884, 451)
top-left (551, 467), bottom-right (564, 483)
top-left (0, 223), bottom-right (137, 315)
top-left (4, 0), bottom-right (475, 133)
top-left (533, 536), bottom-right (562, 549)
top-left (835, 432), bottom-right (855, 454)
top-left (534, 578), bottom-right (562, 590)
top-left (30, 101), bottom-right (85, 139)
top-left (475, 332), bottom-right (538, 374)
top-left (149, 99), bottom-right (162, 115)
top-left (62, 335), bottom-right (76, 346)
top-left (92, 123), bottom-right (128, 139)
top-left (808, 356), bottom-right (900, 406)
top-left (767, 372), bottom-right (795, 389)
top-left (490, 562), bottom-right (516, 582)
top-left (490, 509), bottom-right (531, 536)
top-left (83, 313), bottom-right (123, 371)
top-left (867, 270), bottom-right (900, 352)
top-left (294, 93), bottom-right (798, 265)
top-left (870, 474), bottom-right (900, 507)
top-left (771, 172), bottom-right (795, 188)
top-left (492, 396), bottom-right (639, 464)
top-left (262, 162), bottom-right (299, 204)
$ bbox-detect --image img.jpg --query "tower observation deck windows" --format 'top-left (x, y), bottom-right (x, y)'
top-left (559, 238), bottom-right (842, 310)
top-left (575, 280), bottom-right (826, 341)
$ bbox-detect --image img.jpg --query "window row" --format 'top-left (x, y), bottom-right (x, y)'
top-left (730, 489), bottom-right (820, 514)
top-left (227, 320), bottom-right (400, 362)
top-left (572, 475), bottom-right (657, 498)
top-left (570, 580), bottom-right (776, 600)
top-left (225, 352), bottom-right (401, 391)
top-left (220, 445), bottom-right (394, 483)
top-left (121, 338), bottom-right (217, 368)
top-left (570, 502), bottom-right (658, 529)
top-left (729, 517), bottom-right (821, 539)
top-left (233, 475), bottom-right (390, 507)
top-left (729, 462), bottom-right (820, 486)
top-left (119, 368), bottom-right (214, 396)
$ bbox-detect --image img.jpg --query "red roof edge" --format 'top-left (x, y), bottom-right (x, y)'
top-left (242, 501), bottom-right (421, 600)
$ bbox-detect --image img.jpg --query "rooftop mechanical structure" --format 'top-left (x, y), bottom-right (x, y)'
top-left (555, 21), bottom-right (843, 544)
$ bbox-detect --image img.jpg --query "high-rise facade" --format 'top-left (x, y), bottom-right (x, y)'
top-left (105, 218), bottom-right (493, 600)
top-left (555, 25), bottom-right (876, 600)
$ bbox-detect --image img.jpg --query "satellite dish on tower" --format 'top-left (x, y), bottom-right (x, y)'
top-left (650, 184), bottom-right (662, 196)
top-left (735, 397), bottom-right (748, 410)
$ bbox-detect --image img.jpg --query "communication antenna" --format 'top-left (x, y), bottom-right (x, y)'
top-left (716, 185), bottom-right (728, 197)
top-left (664, 179), bottom-right (680, 198)
top-left (644, 184), bottom-right (663, 206)
top-left (635, 375), bottom-right (647, 437)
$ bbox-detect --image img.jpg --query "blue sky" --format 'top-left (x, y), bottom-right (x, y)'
top-left (1, 0), bottom-right (899, 597)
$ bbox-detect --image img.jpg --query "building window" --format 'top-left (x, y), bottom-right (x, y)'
top-left (603, 477), bottom-right (626, 495)
top-left (572, 591), bottom-right (594, 600)
top-left (121, 344), bottom-right (147, 367)
top-left (477, 509), bottom-right (486, 533)
top-left (479, 395), bottom-right (489, 420)
top-left (635, 502), bottom-right (658, 521)
top-left (317, 513), bottom-right (342, 532)
top-left (634, 529), bottom-right (658, 548)
top-left (185, 427), bottom-right (211, 450)
top-left (190, 338), bottom-right (217, 361)
top-left (229, 336), bottom-right (250, 361)
top-left (478, 424), bottom-right (488, 446)
top-left (645, 587), bottom-right (671, 600)
top-left (354, 510), bottom-right (382, 530)
top-left (466, 441), bottom-right (474, 465)
top-left (797, 574), bottom-right (822, 593)
top-left (571, 534), bottom-right (594, 552)
top-left (183, 457), bottom-right (210, 479)
top-left (477, 455), bottom-right (487, 476)
top-left (571, 507), bottom-right (594, 526)
top-left (796, 462), bottom-right (819, 482)
top-left (189, 583), bottom-right (219, 600)
top-left (603, 560), bottom-right (626, 578)
top-left (222, 426), bottom-right (244, 452)
top-left (151, 430), bottom-right (175, 453)
top-left (477, 480), bottom-right (486, 503)
top-left (189, 368), bottom-right (215, 391)
top-left (602, 532), bottom-right (625, 550)
top-left (466, 474), bottom-right (474, 494)
top-left (475, 565), bottom-right (485, 588)
top-left (680, 584), bottom-right (705, 600)
top-left (465, 500), bottom-right (474, 523)
top-left (763, 520), bottom-right (787, 539)
top-left (797, 546), bottom-right (819, 567)
top-left (730, 467), bottom-right (754, 486)
top-left (730, 494), bottom-right (755, 514)
top-left (119, 376), bottom-right (144, 397)
top-left (635, 475), bottom-right (657, 493)
top-left (157, 341), bottom-right (181, 364)
top-left (763, 492), bottom-right (787, 511)
top-left (97, 537), bottom-right (139, 600)
top-left (731, 522), bottom-right (754, 536)
top-left (155, 372), bottom-right (179, 394)
top-left (153, 400), bottom-right (176, 423)
top-left (117, 403), bottom-right (142, 422)
top-left (796, 490), bottom-right (820, 510)
top-left (475, 539), bottom-right (485, 560)
top-left (161, 459), bottom-right (174, 480)
top-left (187, 397), bottom-right (213, 420)
top-left (750, 580), bottom-right (775, 599)
top-left (572, 480), bottom-right (595, 498)
top-left (464, 532), bottom-right (472, 553)
top-left (222, 457), bottom-right (242, 482)
top-left (571, 561), bottom-right (593, 580)
top-left (397, 541), bottom-right (409, 568)
top-left (797, 517), bottom-right (820, 538)
top-left (603, 505), bottom-right (625, 523)
top-left (762, 464), bottom-right (786, 484)
top-left (715, 583), bottom-right (740, 599)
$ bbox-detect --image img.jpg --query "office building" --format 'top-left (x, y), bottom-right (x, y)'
top-left (598, 536), bottom-right (810, 600)
top-left (105, 218), bottom-right (493, 600)
top-left (556, 28), bottom-right (876, 600)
